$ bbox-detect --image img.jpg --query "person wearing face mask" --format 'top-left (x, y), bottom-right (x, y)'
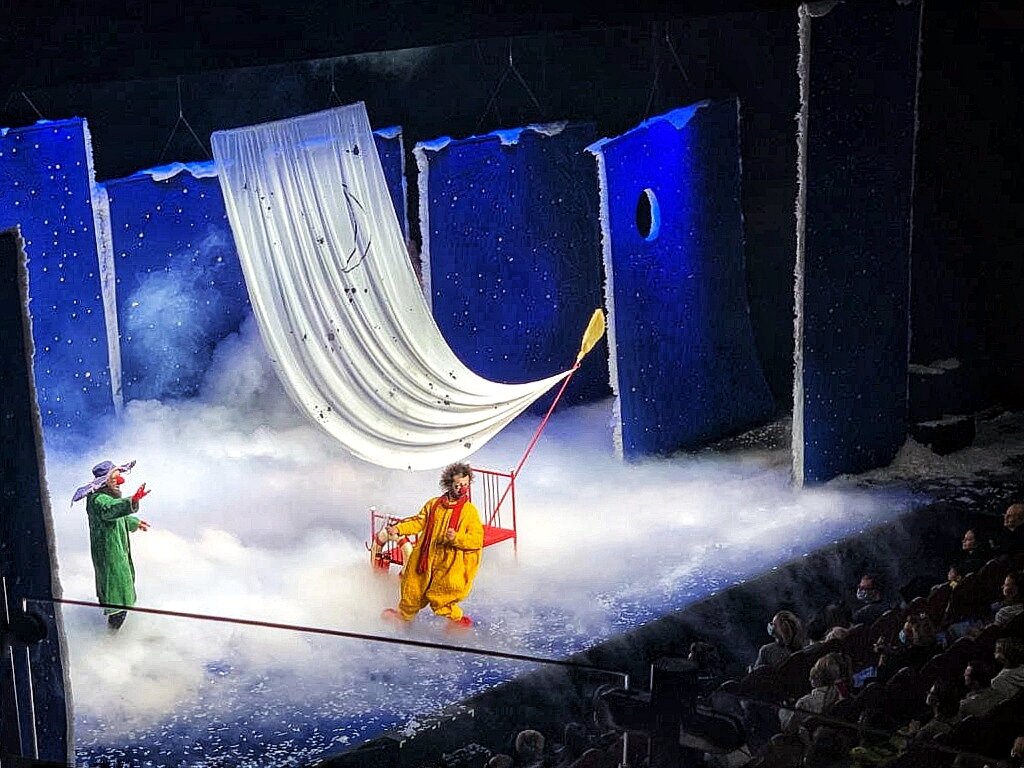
top-left (752, 610), bottom-right (807, 670)
top-left (71, 459), bottom-right (152, 631)
top-left (874, 613), bottom-right (939, 684)
top-left (381, 462), bottom-right (483, 628)
top-left (852, 574), bottom-right (889, 626)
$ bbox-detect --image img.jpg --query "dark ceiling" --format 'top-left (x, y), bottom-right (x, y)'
top-left (2, 0), bottom-right (804, 90)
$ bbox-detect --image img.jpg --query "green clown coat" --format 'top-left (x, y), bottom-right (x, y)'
top-left (85, 490), bottom-right (142, 614)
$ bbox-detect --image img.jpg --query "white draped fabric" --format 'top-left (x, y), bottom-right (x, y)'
top-left (211, 103), bottom-right (572, 470)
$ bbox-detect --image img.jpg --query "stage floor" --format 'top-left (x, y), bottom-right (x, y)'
top-left (43, 353), bottom-right (1024, 766)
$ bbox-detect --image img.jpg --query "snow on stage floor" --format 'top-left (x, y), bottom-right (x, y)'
top-left (41, 323), bottom-right (1024, 766)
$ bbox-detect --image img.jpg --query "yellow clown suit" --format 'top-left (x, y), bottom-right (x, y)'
top-left (392, 490), bottom-right (484, 623)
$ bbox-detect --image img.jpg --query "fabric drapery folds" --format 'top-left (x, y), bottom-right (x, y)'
top-left (211, 103), bottom-right (583, 470)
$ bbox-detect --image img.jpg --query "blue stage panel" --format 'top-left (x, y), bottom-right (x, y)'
top-left (795, 1), bottom-right (921, 484)
top-left (416, 123), bottom-right (610, 408)
top-left (588, 100), bottom-right (775, 459)
top-left (0, 119), bottom-right (113, 436)
top-left (104, 163), bottom-right (248, 401)
top-left (373, 127), bottom-right (408, 238)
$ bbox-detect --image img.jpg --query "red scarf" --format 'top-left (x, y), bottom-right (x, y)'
top-left (416, 494), bottom-right (468, 574)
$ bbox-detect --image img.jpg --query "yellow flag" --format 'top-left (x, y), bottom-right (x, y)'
top-left (575, 309), bottom-right (606, 366)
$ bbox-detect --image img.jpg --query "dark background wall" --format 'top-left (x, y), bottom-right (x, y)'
top-left (910, 2), bottom-right (1024, 413)
top-left (1, 0), bottom-right (1020, 415)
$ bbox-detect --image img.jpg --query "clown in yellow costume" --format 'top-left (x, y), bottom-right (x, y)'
top-left (382, 462), bottom-right (483, 627)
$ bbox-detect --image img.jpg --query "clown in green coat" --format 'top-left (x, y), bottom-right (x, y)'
top-left (72, 460), bottom-right (151, 631)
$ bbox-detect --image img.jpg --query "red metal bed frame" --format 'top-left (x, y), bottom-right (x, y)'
top-left (369, 466), bottom-right (518, 571)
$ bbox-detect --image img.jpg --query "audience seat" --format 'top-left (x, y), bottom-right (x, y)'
top-left (926, 582), bottom-right (952, 626)
top-left (918, 637), bottom-right (975, 687)
top-left (776, 639), bottom-right (841, 701)
top-left (868, 608), bottom-right (905, 648)
top-left (943, 572), bottom-right (989, 624)
top-left (723, 664), bottom-right (785, 704)
top-left (977, 558), bottom-right (1011, 597)
top-left (881, 666), bottom-right (928, 729)
top-left (839, 622), bottom-right (872, 667)
top-left (945, 691), bottom-right (1024, 758)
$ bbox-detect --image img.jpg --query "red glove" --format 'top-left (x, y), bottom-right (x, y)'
top-left (131, 483), bottom-right (150, 504)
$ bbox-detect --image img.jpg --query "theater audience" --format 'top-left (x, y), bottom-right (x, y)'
top-left (688, 641), bottom-right (727, 694)
top-left (897, 678), bottom-right (961, 741)
top-left (849, 708), bottom-right (900, 767)
top-left (486, 755), bottom-right (514, 768)
top-left (514, 730), bottom-right (545, 768)
top-left (808, 604), bottom-right (854, 644)
top-left (959, 659), bottom-right (1003, 720)
top-left (852, 575), bottom-right (890, 626)
top-left (958, 527), bottom-right (991, 575)
top-left (874, 612), bottom-right (940, 684)
top-left (753, 610), bottom-right (807, 670)
top-left (991, 637), bottom-right (1024, 700)
top-left (469, 506), bottom-right (1024, 768)
top-left (946, 563), bottom-right (966, 590)
top-left (996, 503), bottom-right (1024, 556)
top-left (780, 652), bottom-right (848, 735)
top-left (802, 726), bottom-right (852, 768)
top-left (993, 571), bottom-right (1023, 626)
top-left (1010, 736), bottom-right (1024, 768)
top-left (550, 723), bottom-right (588, 768)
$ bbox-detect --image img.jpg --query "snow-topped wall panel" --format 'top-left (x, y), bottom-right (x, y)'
top-left (0, 119), bottom-right (113, 437)
top-left (104, 164), bottom-right (248, 401)
top-left (588, 99), bottom-right (775, 459)
top-left (373, 127), bottom-right (408, 238)
top-left (794, 0), bottom-right (921, 484)
top-left (415, 122), bottom-right (610, 409)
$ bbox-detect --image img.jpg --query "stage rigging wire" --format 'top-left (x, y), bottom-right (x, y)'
top-left (158, 75), bottom-right (211, 164)
top-left (475, 40), bottom-right (547, 133)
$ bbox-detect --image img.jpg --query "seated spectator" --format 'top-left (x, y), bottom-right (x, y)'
top-left (688, 641), bottom-right (727, 694)
top-left (991, 637), bottom-right (1024, 700)
top-left (831, 651), bottom-right (855, 698)
top-left (992, 503), bottom-right (1024, 557)
top-left (897, 678), bottom-right (961, 741)
top-left (848, 708), bottom-right (900, 767)
top-left (514, 729), bottom-right (546, 768)
top-left (1010, 735), bottom-right (1024, 768)
top-left (874, 613), bottom-right (940, 684)
top-left (957, 527), bottom-right (990, 575)
top-left (852, 574), bottom-right (890, 627)
top-left (803, 726), bottom-right (853, 768)
top-left (808, 603), bottom-right (854, 644)
top-left (958, 659), bottom-right (1002, 720)
top-left (945, 563), bottom-right (966, 591)
top-left (689, 640), bottom-right (723, 675)
top-left (752, 610), bottom-right (807, 670)
top-left (550, 723), bottom-right (589, 768)
top-left (993, 571), bottom-right (1024, 626)
top-left (780, 652), bottom-right (846, 735)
